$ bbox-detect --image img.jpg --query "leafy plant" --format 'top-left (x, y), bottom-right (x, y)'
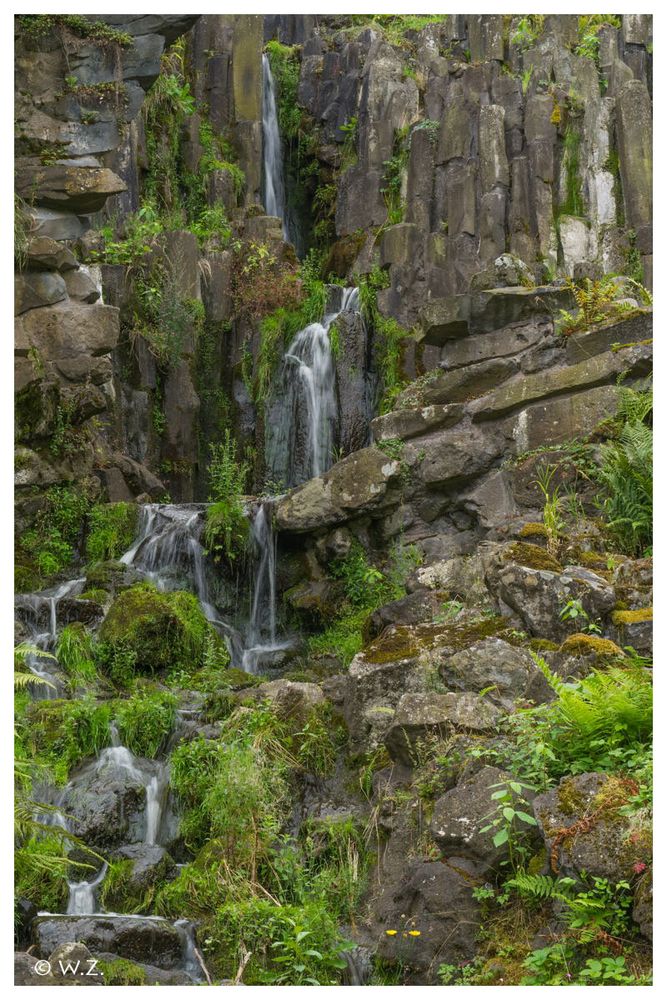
top-left (559, 598), bottom-right (601, 635)
top-left (56, 624), bottom-right (97, 689)
top-left (479, 779), bottom-right (538, 871)
top-left (598, 419), bottom-right (652, 556)
top-left (86, 502), bottom-right (137, 562)
top-left (533, 464), bottom-right (564, 556)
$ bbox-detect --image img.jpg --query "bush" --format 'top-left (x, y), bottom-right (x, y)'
top-left (114, 686), bottom-right (177, 758)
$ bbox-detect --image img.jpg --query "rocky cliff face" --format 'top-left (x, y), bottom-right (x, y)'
top-left (15, 14), bottom-right (653, 988)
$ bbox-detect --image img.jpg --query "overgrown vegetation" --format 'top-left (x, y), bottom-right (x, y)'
top-left (203, 430), bottom-right (250, 566)
top-left (357, 266), bottom-right (412, 413)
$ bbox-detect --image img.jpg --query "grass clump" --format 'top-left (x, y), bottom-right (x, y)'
top-left (56, 623), bottom-right (98, 691)
top-left (114, 686), bottom-right (177, 758)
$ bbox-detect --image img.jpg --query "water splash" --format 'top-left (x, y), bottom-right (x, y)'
top-left (67, 863), bottom-right (108, 916)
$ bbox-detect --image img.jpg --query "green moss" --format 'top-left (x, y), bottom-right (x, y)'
top-left (78, 587), bottom-right (109, 603)
top-left (97, 958), bottom-right (147, 986)
top-left (363, 616), bottom-right (512, 665)
top-left (612, 607), bottom-right (653, 626)
top-left (99, 583), bottom-right (210, 678)
top-left (518, 522), bottom-right (548, 539)
top-left (24, 698), bottom-right (113, 782)
top-left (17, 15), bottom-right (134, 48)
top-left (506, 542), bottom-right (563, 572)
top-left (83, 559), bottom-right (128, 590)
top-left (559, 633), bottom-right (625, 657)
top-left (86, 502), bottom-right (137, 562)
top-left (556, 776), bottom-right (588, 817)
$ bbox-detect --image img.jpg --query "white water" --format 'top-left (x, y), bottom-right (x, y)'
top-left (267, 286), bottom-right (362, 487)
top-left (242, 500), bottom-right (291, 674)
top-left (67, 863), bottom-right (108, 916)
top-left (262, 53), bottom-right (288, 238)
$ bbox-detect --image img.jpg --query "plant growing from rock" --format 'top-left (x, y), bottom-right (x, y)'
top-left (479, 779), bottom-right (538, 872)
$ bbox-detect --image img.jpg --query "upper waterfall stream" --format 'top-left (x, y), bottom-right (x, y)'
top-left (262, 52), bottom-right (288, 240)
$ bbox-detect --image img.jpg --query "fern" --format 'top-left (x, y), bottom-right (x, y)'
top-left (598, 420), bottom-right (652, 555)
top-left (507, 872), bottom-right (560, 900)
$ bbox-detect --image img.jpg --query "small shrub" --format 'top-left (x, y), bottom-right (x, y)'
top-left (86, 503), bottom-right (138, 562)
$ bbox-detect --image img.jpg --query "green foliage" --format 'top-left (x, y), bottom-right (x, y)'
top-left (14, 834), bottom-right (72, 913)
top-left (532, 463), bottom-right (564, 556)
top-left (17, 15), bottom-right (133, 48)
top-left (86, 502), bottom-right (137, 563)
top-left (511, 15), bottom-right (545, 49)
top-left (357, 267), bottom-right (411, 412)
top-left (560, 126), bottom-right (583, 216)
top-left (14, 194), bottom-right (31, 269)
top-left (99, 583), bottom-right (210, 681)
top-left (598, 416), bottom-right (652, 556)
top-left (348, 15), bottom-right (446, 46)
top-left (114, 686), bottom-right (177, 758)
top-left (479, 779), bottom-right (539, 871)
top-left (575, 15), bottom-right (621, 63)
top-left (203, 430), bottom-right (249, 565)
top-left (18, 485), bottom-right (92, 586)
top-left (381, 129), bottom-right (409, 224)
top-left (265, 41), bottom-right (302, 140)
top-left (56, 623), bottom-right (97, 690)
top-left (97, 958), bottom-right (147, 986)
top-left (24, 698), bottom-right (113, 783)
top-left (254, 251), bottom-right (327, 402)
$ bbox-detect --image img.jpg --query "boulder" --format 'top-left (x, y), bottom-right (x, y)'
top-left (364, 590), bottom-right (444, 642)
top-left (275, 447), bottom-right (401, 533)
top-left (16, 163), bottom-right (126, 214)
top-left (25, 236), bottom-right (79, 272)
top-left (409, 422), bottom-right (505, 488)
top-left (471, 343), bottom-right (652, 421)
top-left (437, 638), bottom-right (538, 708)
top-left (33, 916), bottom-right (185, 970)
top-left (533, 773), bottom-right (651, 882)
top-left (385, 692), bottom-right (502, 766)
top-left (486, 544), bottom-right (616, 640)
top-left (372, 858), bottom-right (481, 978)
top-left (15, 302), bottom-right (120, 374)
top-left (431, 765), bottom-right (526, 873)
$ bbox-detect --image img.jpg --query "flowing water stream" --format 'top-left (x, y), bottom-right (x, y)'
top-left (266, 286), bottom-right (363, 488)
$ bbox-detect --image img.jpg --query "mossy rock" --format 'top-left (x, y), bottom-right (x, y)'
top-left (99, 583), bottom-right (209, 675)
top-left (505, 542), bottom-right (563, 572)
top-left (97, 958), bottom-right (147, 986)
top-left (612, 607), bottom-right (653, 626)
top-left (362, 615), bottom-right (513, 665)
top-left (559, 632), bottom-right (625, 657)
top-left (84, 559), bottom-right (131, 590)
top-left (528, 638), bottom-right (559, 653)
top-left (518, 522), bottom-right (548, 542)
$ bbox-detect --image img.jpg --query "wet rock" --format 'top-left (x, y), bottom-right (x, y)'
top-left (33, 916), bottom-right (185, 970)
top-left (385, 692), bottom-right (502, 766)
top-left (106, 844), bottom-right (176, 909)
top-left (533, 773), bottom-right (651, 883)
top-left (284, 579), bottom-right (346, 621)
top-left (431, 765), bottom-right (527, 873)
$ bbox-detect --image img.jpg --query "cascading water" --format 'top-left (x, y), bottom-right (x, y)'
top-left (262, 52), bottom-right (288, 239)
top-left (241, 499), bottom-right (291, 674)
top-left (266, 286), bottom-right (363, 487)
top-left (67, 863), bottom-right (108, 916)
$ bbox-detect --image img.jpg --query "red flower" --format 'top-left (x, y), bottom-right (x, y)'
top-left (633, 861), bottom-right (647, 874)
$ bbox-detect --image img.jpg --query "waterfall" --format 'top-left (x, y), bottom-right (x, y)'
top-left (262, 53), bottom-right (288, 239)
top-left (67, 864), bottom-right (107, 916)
top-left (242, 500), bottom-right (290, 674)
top-left (266, 287), bottom-right (362, 487)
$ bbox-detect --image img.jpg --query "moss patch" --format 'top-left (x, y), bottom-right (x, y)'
top-left (518, 522), bottom-right (548, 540)
top-left (559, 633), bottom-right (625, 657)
top-left (506, 542), bottom-right (563, 572)
top-left (612, 607), bottom-right (653, 626)
top-left (363, 615), bottom-right (513, 665)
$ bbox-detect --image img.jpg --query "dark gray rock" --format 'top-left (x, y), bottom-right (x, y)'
top-left (33, 915), bottom-right (185, 970)
top-left (385, 692), bottom-right (502, 766)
